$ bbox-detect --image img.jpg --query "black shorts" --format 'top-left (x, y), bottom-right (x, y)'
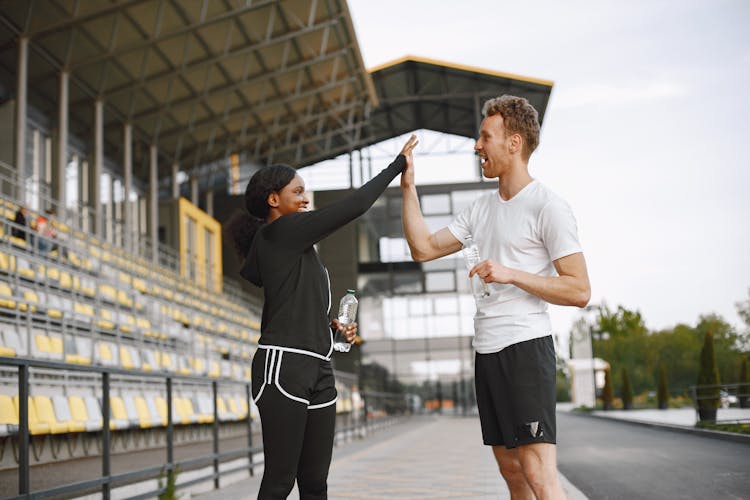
top-left (475, 335), bottom-right (557, 448)
top-left (251, 347), bottom-right (337, 409)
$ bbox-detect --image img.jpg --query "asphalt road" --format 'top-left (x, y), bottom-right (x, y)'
top-left (557, 412), bottom-right (750, 500)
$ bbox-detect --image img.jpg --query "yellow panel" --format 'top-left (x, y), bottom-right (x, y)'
top-left (177, 197), bottom-right (223, 292)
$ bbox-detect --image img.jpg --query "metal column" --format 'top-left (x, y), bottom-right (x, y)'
top-left (56, 71), bottom-right (68, 207)
top-left (171, 163), bottom-right (180, 199)
top-left (149, 145), bottom-right (158, 264)
top-left (15, 36), bottom-right (28, 202)
top-left (92, 99), bottom-right (103, 237)
top-left (123, 123), bottom-right (132, 251)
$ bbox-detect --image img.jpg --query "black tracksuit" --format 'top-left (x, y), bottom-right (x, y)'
top-left (241, 155), bottom-right (406, 499)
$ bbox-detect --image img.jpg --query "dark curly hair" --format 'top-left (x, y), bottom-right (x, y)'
top-left (224, 164), bottom-right (297, 258)
top-left (482, 95), bottom-right (540, 161)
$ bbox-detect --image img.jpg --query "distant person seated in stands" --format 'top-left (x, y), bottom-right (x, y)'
top-left (11, 206), bottom-right (28, 241)
top-left (35, 209), bottom-right (58, 254)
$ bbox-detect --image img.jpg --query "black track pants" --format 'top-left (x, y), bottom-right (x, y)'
top-left (252, 347), bottom-right (337, 499)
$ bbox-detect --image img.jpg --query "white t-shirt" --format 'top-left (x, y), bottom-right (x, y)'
top-left (448, 180), bottom-right (583, 354)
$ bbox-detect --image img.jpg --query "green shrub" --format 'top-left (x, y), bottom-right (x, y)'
top-left (158, 465), bottom-right (179, 500)
top-left (602, 368), bottom-right (614, 410)
top-left (621, 368), bottom-right (633, 410)
top-left (739, 357), bottom-right (749, 409)
top-left (657, 364), bottom-right (669, 409)
top-left (696, 332), bottom-right (720, 411)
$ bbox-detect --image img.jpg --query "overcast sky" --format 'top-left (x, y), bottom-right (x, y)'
top-left (344, 0), bottom-right (750, 335)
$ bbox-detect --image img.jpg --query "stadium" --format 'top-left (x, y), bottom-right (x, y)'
top-left (0, 1), bottom-right (552, 498)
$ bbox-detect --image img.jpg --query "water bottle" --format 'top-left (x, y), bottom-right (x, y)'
top-left (334, 289), bottom-right (358, 352)
top-left (463, 236), bottom-right (490, 302)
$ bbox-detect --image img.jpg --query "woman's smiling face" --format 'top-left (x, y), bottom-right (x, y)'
top-left (273, 174), bottom-right (310, 215)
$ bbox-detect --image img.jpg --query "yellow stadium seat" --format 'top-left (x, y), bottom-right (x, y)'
top-left (97, 309), bottom-right (116, 331)
top-left (181, 398), bottom-right (200, 424)
top-left (13, 396), bottom-right (50, 435)
top-left (0, 251), bottom-right (16, 273)
top-left (119, 313), bottom-right (135, 334)
top-left (68, 252), bottom-right (82, 268)
top-left (118, 272), bottom-right (132, 285)
top-left (0, 282), bottom-right (16, 309)
top-left (34, 333), bottom-right (52, 358)
top-left (208, 360), bottom-right (220, 378)
top-left (18, 288), bottom-right (39, 313)
top-left (133, 397), bottom-right (153, 428)
top-left (98, 284), bottom-right (117, 303)
top-left (58, 271), bottom-right (72, 289)
top-left (158, 352), bottom-right (174, 370)
top-left (117, 290), bottom-right (133, 308)
top-left (155, 397), bottom-right (168, 424)
top-left (47, 335), bottom-right (64, 360)
top-left (15, 257), bottom-right (34, 279)
top-left (120, 346), bottom-right (135, 370)
top-left (97, 342), bottom-right (118, 366)
top-left (109, 396), bottom-right (131, 429)
top-left (194, 397), bottom-right (214, 424)
top-left (46, 266), bottom-right (60, 282)
top-left (216, 397), bottom-right (231, 422)
top-left (192, 358), bottom-right (206, 375)
top-left (0, 394), bottom-right (19, 435)
top-left (172, 398), bottom-right (189, 425)
top-left (73, 302), bottom-right (95, 322)
top-left (50, 395), bottom-right (85, 433)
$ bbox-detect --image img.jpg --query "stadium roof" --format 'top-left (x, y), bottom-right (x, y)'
top-left (0, 2), bottom-right (553, 178)
top-left (360, 55), bottom-right (553, 155)
top-left (0, 0), bottom-right (375, 178)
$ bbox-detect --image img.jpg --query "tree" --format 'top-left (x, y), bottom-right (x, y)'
top-left (739, 357), bottom-right (749, 409)
top-left (621, 368), bottom-right (633, 410)
top-left (735, 288), bottom-right (750, 352)
top-left (696, 331), bottom-right (720, 422)
top-left (657, 363), bottom-right (669, 410)
top-left (602, 368), bottom-right (614, 411)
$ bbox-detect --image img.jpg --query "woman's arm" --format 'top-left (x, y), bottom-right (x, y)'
top-left (279, 136), bottom-right (418, 249)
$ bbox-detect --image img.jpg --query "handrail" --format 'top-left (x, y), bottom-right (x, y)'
top-left (1, 355), bottom-right (256, 500)
top-left (0, 355), bottom-right (404, 499)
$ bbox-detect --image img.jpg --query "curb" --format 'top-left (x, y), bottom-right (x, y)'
top-left (565, 410), bottom-right (750, 445)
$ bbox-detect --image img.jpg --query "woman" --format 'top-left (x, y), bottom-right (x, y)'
top-left (226, 135), bottom-right (418, 499)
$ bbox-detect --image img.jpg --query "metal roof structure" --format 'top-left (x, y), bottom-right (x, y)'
top-left (361, 55), bottom-right (553, 153)
top-left (0, 2), bottom-right (553, 180)
top-left (0, 0), bottom-right (375, 179)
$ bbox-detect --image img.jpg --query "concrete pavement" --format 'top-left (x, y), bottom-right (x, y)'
top-left (191, 415), bottom-right (587, 500)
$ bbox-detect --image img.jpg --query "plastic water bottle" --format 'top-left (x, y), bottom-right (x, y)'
top-left (334, 289), bottom-right (358, 352)
top-left (463, 236), bottom-right (490, 302)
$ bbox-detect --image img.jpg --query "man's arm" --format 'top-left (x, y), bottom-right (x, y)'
top-left (470, 252), bottom-right (591, 307)
top-left (400, 151), bottom-right (463, 262)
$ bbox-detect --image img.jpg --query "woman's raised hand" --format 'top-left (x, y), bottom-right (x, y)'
top-left (399, 134), bottom-right (419, 189)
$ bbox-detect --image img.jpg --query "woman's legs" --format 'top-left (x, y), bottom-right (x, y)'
top-left (296, 404), bottom-right (336, 499)
top-left (257, 389), bottom-right (309, 499)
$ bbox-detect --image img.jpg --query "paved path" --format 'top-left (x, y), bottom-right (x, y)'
top-left (193, 416), bottom-right (585, 500)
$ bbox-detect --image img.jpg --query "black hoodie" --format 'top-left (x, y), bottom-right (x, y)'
top-left (240, 155), bottom-right (406, 358)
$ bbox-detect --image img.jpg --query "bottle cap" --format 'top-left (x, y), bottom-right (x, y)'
top-left (347, 289), bottom-right (356, 294)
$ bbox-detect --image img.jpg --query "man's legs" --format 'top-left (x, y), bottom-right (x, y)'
top-left (492, 446), bottom-right (534, 500)
top-left (517, 442), bottom-right (565, 500)
top-left (493, 442), bottom-right (565, 500)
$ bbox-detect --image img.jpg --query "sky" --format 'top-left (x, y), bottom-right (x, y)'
top-left (341, 0), bottom-right (750, 336)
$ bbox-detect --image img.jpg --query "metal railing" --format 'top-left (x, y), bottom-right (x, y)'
top-left (0, 355), bottom-right (412, 499)
top-left (1, 356), bottom-right (257, 500)
top-left (690, 382), bottom-right (750, 423)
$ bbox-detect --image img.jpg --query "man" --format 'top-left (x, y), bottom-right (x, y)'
top-left (400, 95), bottom-right (590, 500)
